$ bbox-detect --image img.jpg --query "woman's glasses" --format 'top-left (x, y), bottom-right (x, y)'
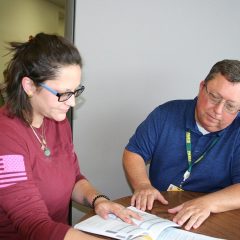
top-left (39, 83), bottom-right (85, 102)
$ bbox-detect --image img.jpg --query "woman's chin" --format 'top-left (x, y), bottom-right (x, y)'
top-left (53, 114), bottom-right (67, 122)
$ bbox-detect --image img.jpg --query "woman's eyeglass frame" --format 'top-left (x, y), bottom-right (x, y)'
top-left (39, 83), bottom-right (85, 102)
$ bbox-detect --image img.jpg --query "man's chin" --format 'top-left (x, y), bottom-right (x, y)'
top-left (202, 123), bottom-right (223, 133)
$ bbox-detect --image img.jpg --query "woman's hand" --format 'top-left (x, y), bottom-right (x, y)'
top-left (94, 198), bottom-right (142, 224)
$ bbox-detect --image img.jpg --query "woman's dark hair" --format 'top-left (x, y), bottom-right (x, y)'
top-left (4, 32), bottom-right (82, 124)
top-left (204, 59), bottom-right (240, 84)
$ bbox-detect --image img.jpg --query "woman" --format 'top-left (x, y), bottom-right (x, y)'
top-left (0, 33), bottom-right (139, 240)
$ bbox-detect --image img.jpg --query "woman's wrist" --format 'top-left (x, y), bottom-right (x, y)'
top-left (91, 194), bottom-right (110, 209)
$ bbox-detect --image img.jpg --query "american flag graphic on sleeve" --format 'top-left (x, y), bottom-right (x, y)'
top-left (0, 155), bottom-right (27, 188)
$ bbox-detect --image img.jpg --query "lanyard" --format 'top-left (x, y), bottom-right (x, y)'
top-left (179, 131), bottom-right (220, 188)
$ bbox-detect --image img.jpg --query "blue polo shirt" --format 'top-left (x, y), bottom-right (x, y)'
top-left (126, 98), bottom-right (240, 192)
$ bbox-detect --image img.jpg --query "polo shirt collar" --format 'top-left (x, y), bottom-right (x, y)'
top-left (185, 97), bottom-right (224, 137)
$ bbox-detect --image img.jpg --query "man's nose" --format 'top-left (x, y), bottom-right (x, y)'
top-left (213, 100), bottom-right (225, 114)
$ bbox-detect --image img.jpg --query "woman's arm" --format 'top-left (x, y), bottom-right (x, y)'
top-left (64, 228), bottom-right (104, 240)
top-left (72, 178), bottom-right (141, 224)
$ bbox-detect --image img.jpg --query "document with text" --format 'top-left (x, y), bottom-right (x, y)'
top-left (74, 206), bottom-right (224, 240)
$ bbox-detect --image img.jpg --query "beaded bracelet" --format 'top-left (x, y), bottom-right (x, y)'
top-left (91, 194), bottom-right (110, 209)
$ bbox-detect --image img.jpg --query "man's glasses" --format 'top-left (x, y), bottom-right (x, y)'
top-left (39, 83), bottom-right (85, 102)
top-left (204, 83), bottom-right (240, 114)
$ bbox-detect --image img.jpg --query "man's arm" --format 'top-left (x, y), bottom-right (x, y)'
top-left (168, 183), bottom-right (240, 230)
top-left (123, 149), bottom-right (168, 211)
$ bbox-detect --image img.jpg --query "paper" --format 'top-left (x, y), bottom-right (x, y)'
top-left (74, 206), bottom-right (224, 240)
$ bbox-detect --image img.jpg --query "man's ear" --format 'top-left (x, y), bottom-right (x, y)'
top-left (199, 80), bottom-right (205, 90)
top-left (198, 80), bottom-right (206, 92)
top-left (197, 81), bottom-right (205, 97)
top-left (22, 77), bottom-right (36, 97)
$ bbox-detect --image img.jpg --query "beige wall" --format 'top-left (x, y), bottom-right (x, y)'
top-left (0, 0), bottom-right (64, 82)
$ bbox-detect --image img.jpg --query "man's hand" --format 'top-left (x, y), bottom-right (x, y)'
top-left (131, 183), bottom-right (168, 211)
top-left (168, 197), bottom-right (211, 230)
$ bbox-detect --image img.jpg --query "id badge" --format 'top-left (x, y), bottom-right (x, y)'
top-left (167, 184), bottom-right (184, 191)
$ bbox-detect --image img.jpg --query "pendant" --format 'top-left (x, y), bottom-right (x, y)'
top-left (44, 147), bottom-right (51, 157)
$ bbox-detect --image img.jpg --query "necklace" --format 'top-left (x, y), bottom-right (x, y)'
top-left (29, 121), bottom-right (51, 157)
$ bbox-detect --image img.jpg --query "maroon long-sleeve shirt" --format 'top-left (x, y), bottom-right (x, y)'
top-left (0, 107), bottom-right (85, 239)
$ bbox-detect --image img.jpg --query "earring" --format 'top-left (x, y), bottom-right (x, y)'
top-left (28, 93), bottom-right (33, 98)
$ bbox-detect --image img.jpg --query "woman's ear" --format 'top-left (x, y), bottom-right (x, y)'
top-left (22, 77), bottom-right (36, 97)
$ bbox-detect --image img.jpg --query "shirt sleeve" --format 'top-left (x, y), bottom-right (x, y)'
top-left (231, 133), bottom-right (240, 184)
top-left (64, 118), bottom-right (86, 182)
top-left (73, 151), bottom-right (87, 182)
top-left (125, 105), bottom-right (167, 162)
top-left (0, 130), bottom-right (70, 239)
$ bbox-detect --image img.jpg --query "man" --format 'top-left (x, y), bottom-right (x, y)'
top-left (123, 59), bottom-right (240, 230)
